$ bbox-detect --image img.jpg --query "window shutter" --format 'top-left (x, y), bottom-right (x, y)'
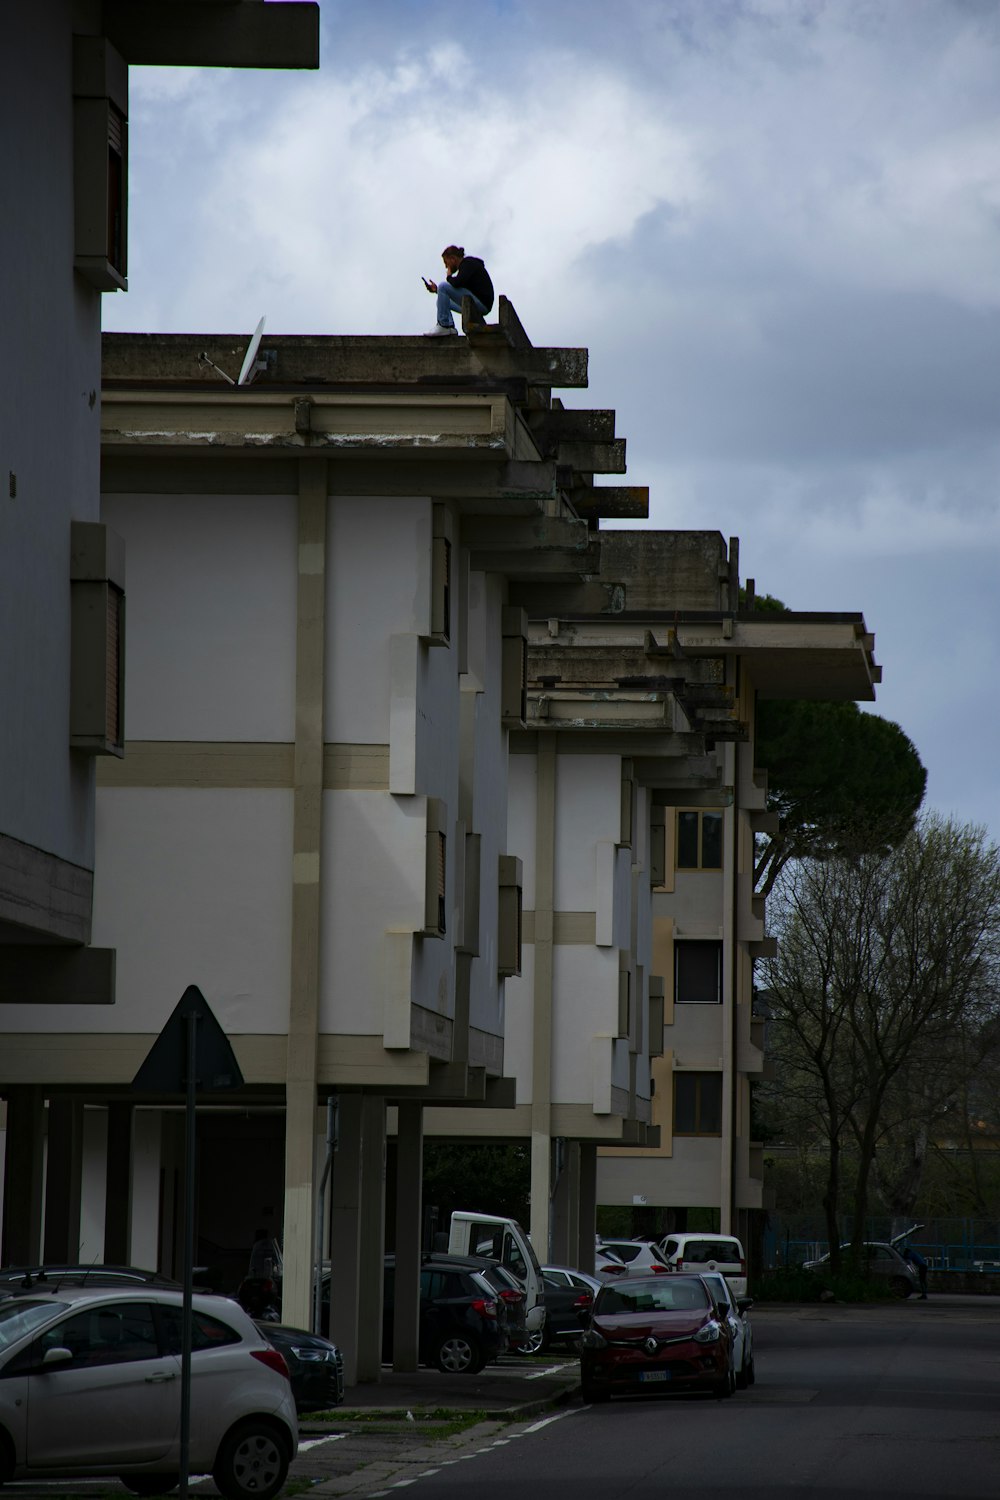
top-left (501, 607), bottom-right (528, 727)
top-left (73, 37), bottom-right (128, 291)
top-left (497, 855), bottom-right (523, 978)
top-left (70, 522), bottom-right (125, 756)
top-left (423, 798), bottom-right (448, 936)
top-left (648, 977), bottom-right (665, 1057)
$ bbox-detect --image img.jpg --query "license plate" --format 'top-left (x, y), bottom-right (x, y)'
top-left (639, 1369), bottom-right (670, 1383)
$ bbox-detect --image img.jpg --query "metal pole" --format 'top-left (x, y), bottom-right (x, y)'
top-left (179, 1007), bottom-right (198, 1500)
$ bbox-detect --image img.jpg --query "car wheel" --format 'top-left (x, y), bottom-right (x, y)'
top-left (120, 1477), bottom-right (180, 1497)
top-left (435, 1333), bottom-right (484, 1373)
top-left (713, 1370), bottom-right (734, 1398)
top-left (213, 1420), bottom-right (290, 1500)
top-left (515, 1327), bottom-right (546, 1355)
top-left (890, 1277), bottom-right (913, 1299)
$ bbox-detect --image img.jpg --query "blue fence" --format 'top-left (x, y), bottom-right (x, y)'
top-left (763, 1216), bottom-right (1000, 1273)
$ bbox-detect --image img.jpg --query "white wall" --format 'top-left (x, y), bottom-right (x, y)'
top-left (2, 789), bottom-right (294, 1034)
top-left (101, 493), bottom-right (298, 742)
top-left (325, 495), bottom-right (431, 744)
top-left (1, 2), bottom-right (102, 865)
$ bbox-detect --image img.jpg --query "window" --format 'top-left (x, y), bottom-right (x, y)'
top-left (673, 1073), bottom-right (723, 1136)
top-left (157, 1306), bottom-right (241, 1355)
top-left (675, 941), bottom-right (722, 1004)
top-left (423, 799), bottom-right (447, 937)
top-left (676, 810), bottom-right (723, 870)
top-left (21, 1302), bottom-right (159, 1371)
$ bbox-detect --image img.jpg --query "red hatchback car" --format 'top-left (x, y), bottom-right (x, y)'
top-left (579, 1274), bottom-right (734, 1402)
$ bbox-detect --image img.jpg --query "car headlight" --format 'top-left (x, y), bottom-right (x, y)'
top-left (290, 1347), bottom-right (331, 1362)
top-left (693, 1320), bottom-right (722, 1344)
top-left (579, 1328), bottom-right (608, 1350)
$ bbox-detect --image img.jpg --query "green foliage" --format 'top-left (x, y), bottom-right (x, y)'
top-left (754, 699), bottom-right (926, 895)
top-left (422, 1142), bottom-right (530, 1227)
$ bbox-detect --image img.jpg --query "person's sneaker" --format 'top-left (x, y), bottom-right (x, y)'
top-left (423, 324), bottom-right (457, 337)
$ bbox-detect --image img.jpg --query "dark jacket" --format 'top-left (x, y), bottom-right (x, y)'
top-left (447, 255), bottom-right (494, 314)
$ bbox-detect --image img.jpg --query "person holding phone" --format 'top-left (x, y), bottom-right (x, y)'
top-left (423, 245), bottom-right (494, 336)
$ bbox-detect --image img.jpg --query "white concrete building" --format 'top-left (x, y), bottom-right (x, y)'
top-left (0, 0), bottom-right (318, 1262)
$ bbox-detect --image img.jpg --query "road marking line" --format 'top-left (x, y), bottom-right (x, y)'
top-left (300, 1433), bottom-right (350, 1451)
top-left (524, 1363), bottom-right (566, 1379)
top-left (522, 1408), bottom-right (579, 1433)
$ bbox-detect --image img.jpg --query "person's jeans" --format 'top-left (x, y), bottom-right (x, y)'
top-left (436, 282), bottom-right (487, 328)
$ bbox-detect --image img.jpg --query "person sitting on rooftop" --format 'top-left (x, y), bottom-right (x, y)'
top-left (423, 245), bottom-right (494, 337)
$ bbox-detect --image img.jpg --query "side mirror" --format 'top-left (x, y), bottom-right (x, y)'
top-left (42, 1346), bottom-right (73, 1367)
top-left (737, 1297), bottom-right (754, 1313)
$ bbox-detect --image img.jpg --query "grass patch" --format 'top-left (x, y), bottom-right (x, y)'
top-left (316, 1406), bottom-right (495, 1438)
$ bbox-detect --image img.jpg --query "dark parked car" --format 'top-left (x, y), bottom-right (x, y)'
top-left (383, 1255), bottom-right (503, 1373)
top-left (531, 1266), bottom-right (599, 1353)
top-left (256, 1321), bottom-right (344, 1412)
top-left (421, 1254), bottom-right (528, 1349)
top-left (579, 1273), bottom-right (734, 1402)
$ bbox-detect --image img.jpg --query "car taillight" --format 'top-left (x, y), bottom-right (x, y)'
top-left (650, 1263), bottom-right (669, 1273)
top-left (251, 1347), bottom-right (290, 1379)
top-left (471, 1297), bottom-right (498, 1318)
top-left (572, 1293), bottom-right (593, 1310)
top-left (499, 1289), bottom-right (523, 1303)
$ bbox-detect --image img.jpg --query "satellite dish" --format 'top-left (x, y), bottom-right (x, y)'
top-left (237, 316), bottom-right (267, 386)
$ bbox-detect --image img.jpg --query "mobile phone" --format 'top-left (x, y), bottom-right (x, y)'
top-left (422, 276), bottom-right (434, 289)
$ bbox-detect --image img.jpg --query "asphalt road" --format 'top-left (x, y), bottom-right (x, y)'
top-left (299, 1297), bottom-right (1000, 1500)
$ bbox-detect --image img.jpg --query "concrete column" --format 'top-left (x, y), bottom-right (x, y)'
top-left (2, 1087), bottom-right (45, 1264)
top-left (550, 1139), bottom-right (580, 1268)
top-left (530, 735), bottom-right (556, 1257)
top-left (392, 1102), bottom-right (423, 1371)
top-left (283, 460), bottom-right (328, 1328)
top-left (356, 1094), bottom-right (387, 1383)
top-left (720, 739), bottom-right (737, 1235)
top-left (104, 1102), bottom-right (134, 1264)
top-left (575, 1143), bottom-right (597, 1275)
top-left (43, 1097), bottom-right (84, 1262)
top-left (328, 1094), bottom-right (363, 1383)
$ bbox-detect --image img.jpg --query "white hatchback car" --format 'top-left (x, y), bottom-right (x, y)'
top-left (0, 1283), bottom-right (297, 1498)
top-left (595, 1239), bottom-right (671, 1278)
top-left (658, 1233), bottom-right (748, 1299)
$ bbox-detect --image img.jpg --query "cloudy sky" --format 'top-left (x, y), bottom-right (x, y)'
top-left (105, 0), bottom-right (1000, 843)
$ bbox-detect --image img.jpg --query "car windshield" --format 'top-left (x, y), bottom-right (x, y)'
top-left (595, 1281), bottom-right (710, 1315)
top-left (0, 1299), bottom-right (68, 1351)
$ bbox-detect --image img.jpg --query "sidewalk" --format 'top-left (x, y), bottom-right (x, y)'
top-left (307, 1354), bottom-right (581, 1426)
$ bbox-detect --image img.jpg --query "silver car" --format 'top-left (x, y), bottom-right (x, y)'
top-left (802, 1241), bottom-right (920, 1298)
top-left (699, 1270), bottom-right (755, 1387)
top-left (0, 1283), bottom-right (297, 1497)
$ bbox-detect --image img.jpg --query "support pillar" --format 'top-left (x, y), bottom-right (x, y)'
top-left (392, 1102), bottom-right (423, 1372)
top-left (282, 459), bottom-right (328, 1328)
top-left (575, 1143), bottom-right (597, 1275)
top-left (328, 1094), bottom-right (364, 1385)
top-left (550, 1139), bottom-right (580, 1268)
top-left (44, 1097), bottom-right (84, 1262)
top-left (530, 735), bottom-right (556, 1258)
top-left (104, 1101), bottom-right (134, 1264)
top-left (356, 1095), bottom-right (386, 1383)
top-left (2, 1087), bottom-right (45, 1264)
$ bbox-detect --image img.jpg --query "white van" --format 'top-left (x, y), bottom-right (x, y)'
top-left (448, 1212), bottom-right (546, 1336)
top-left (657, 1232), bottom-right (748, 1299)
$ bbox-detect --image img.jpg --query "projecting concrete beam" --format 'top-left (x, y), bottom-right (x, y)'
top-left (570, 486), bottom-right (650, 521)
top-left (103, 1), bottom-right (320, 68)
